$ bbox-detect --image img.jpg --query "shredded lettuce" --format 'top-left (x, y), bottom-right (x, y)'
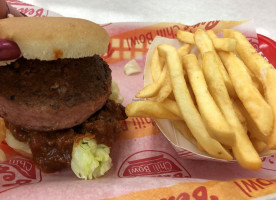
top-left (71, 137), bottom-right (112, 180)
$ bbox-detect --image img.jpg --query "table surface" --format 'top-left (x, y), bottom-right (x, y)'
top-left (22, 0), bottom-right (276, 41)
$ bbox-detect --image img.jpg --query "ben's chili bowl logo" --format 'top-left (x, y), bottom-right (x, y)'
top-left (118, 150), bottom-right (191, 178)
top-left (0, 158), bottom-right (42, 193)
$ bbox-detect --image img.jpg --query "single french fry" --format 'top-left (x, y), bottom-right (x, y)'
top-left (152, 64), bottom-right (173, 102)
top-left (206, 30), bottom-right (218, 40)
top-left (187, 81), bottom-right (197, 106)
top-left (209, 30), bottom-right (263, 94)
top-left (161, 99), bottom-right (182, 118)
top-left (251, 138), bottom-right (267, 153)
top-left (194, 29), bottom-right (214, 53)
top-left (223, 29), bottom-right (274, 80)
top-left (150, 47), bottom-right (164, 82)
top-left (158, 44), bottom-right (232, 161)
top-left (263, 68), bottom-right (276, 149)
top-left (231, 99), bottom-right (247, 133)
top-left (178, 44), bottom-right (191, 58)
top-left (206, 30), bottom-right (237, 51)
top-left (218, 51), bottom-right (273, 137)
top-left (197, 54), bottom-right (203, 68)
top-left (194, 29), bottom-right (236, 97)
top-left (202, 51), bottom-right (261, 170)
top-left (136, 63), bottom-right (167, 98)
top-left (125, 100), bottom-right (181, 120)
top-left (182, 54), bottom-right (235, 147)
top-left (176, 30), bottom-right (195, 44)
top-left (233, 99), bottom-right (268, 142)
top-left (212, 38), bottom-right (236, 52)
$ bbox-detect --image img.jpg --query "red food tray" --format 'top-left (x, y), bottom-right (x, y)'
top-left (258, 34), bottom-right (276, 67)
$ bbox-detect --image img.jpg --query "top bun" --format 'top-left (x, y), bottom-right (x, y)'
top-left (0, 17), bottom-right (109, 60)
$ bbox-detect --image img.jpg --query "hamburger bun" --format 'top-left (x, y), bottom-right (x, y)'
top-left (0, 17), bottom-right (109, 61)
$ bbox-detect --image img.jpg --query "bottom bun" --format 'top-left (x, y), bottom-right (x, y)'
top-left (5, 129), bottom-right (32, 158)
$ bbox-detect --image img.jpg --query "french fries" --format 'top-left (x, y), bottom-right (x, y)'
top-left (202, 51), bottom-right (261, 170)
top-left (182, 54), bottom-right (235, 147)
top-left (126, 100), bottom-right (181, 120)
top-left (152, 63), bottom-right (173, 102)
top-left (177, 30), bottom-right (195, 44)
top-left (218, 51), bottom-right (273, 137)
top-left (223, 29), bottom-right (273, 80)
top-left (172, 120), bottom-right (197, 146)
top-left (126, 27), bottom-right (276, 170)
top-left (224, 30), bottom-right (276, 149)
top-left (161, 99), bottom-right (182, 118)
top-left (136, 61), bottom-right (167, 98)
top-left (194, 29), bottom-right (236, 98)
top-left (232, 99), bottom-right (268, 142)
top-left (177, 44), bottom-right (191, 57)
top-left (157, 44), bottom-right (232, 160)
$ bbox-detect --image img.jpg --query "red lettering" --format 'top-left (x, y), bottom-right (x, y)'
top-left (176, 192), bottom-right (190, 200)
top-left (160, 185), bottom-right (218, 200)
top-left (101, 42), bottom-right (114, 59)
top-left (146, 32), bottom-right (153, 44)
top-left (173, 25), bottom-right (180, 31)
top-left (166, 27), bottom-right (175, 38)
top-left (18, 8), bottom-right (27, 14)
top-left (27, 8), bottom-right (35, 15)
top-left (183, 26), bottom-right (190, 31)
top-left (242, 179), bottom-right (264, 192)
top-left (193, 23), bottom-right (201, 29)
top-left (205, 21), bottom-right (219, 30)
top-left (121, 120), bottom-right (128, 131)
top-left (132, 117), bottom-right (138, 129)
top-left (34, 8), bottom-right (44, 17)
top-left (261, 155), bottom-right (275, 164)
top-left (256, 178), bottom-right (273, 186)
top-left (210, 196), bottom-right (219, 200)
top-left (234, 179), bottom-right (268, 198)
top-left (127, 36), bottom-right (139, 49)
top-left (234, 181), bottom-right (252, 197)
top-left (144, 118), bottom-right (155, 126)
top-left (136, 117), bottom-right (143, 128)
top-left (156, 29), bottom-right (166, 37)
top-left (139, 34), bottom-right (146, 43)
top-left (192, 186), bottom-right (208, 200)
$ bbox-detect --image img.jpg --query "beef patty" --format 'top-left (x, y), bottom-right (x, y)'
top-left (0, 55), bottom-right (111, 131)
top-left (7, 99), bottom-right (127, 172)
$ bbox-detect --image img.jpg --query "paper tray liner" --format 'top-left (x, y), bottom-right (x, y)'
top-left (1, 1), bottom-right (276, 200)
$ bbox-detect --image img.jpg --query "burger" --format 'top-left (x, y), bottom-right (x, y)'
top-left (0, 17), bottom-right (127, 179)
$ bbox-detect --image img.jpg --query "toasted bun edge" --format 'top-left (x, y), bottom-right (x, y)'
top-left (0, 17), bottom-right (109, 61)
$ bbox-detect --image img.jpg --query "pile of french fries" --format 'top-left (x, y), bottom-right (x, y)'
top-left (126, 28), bottom-right (276, 170)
